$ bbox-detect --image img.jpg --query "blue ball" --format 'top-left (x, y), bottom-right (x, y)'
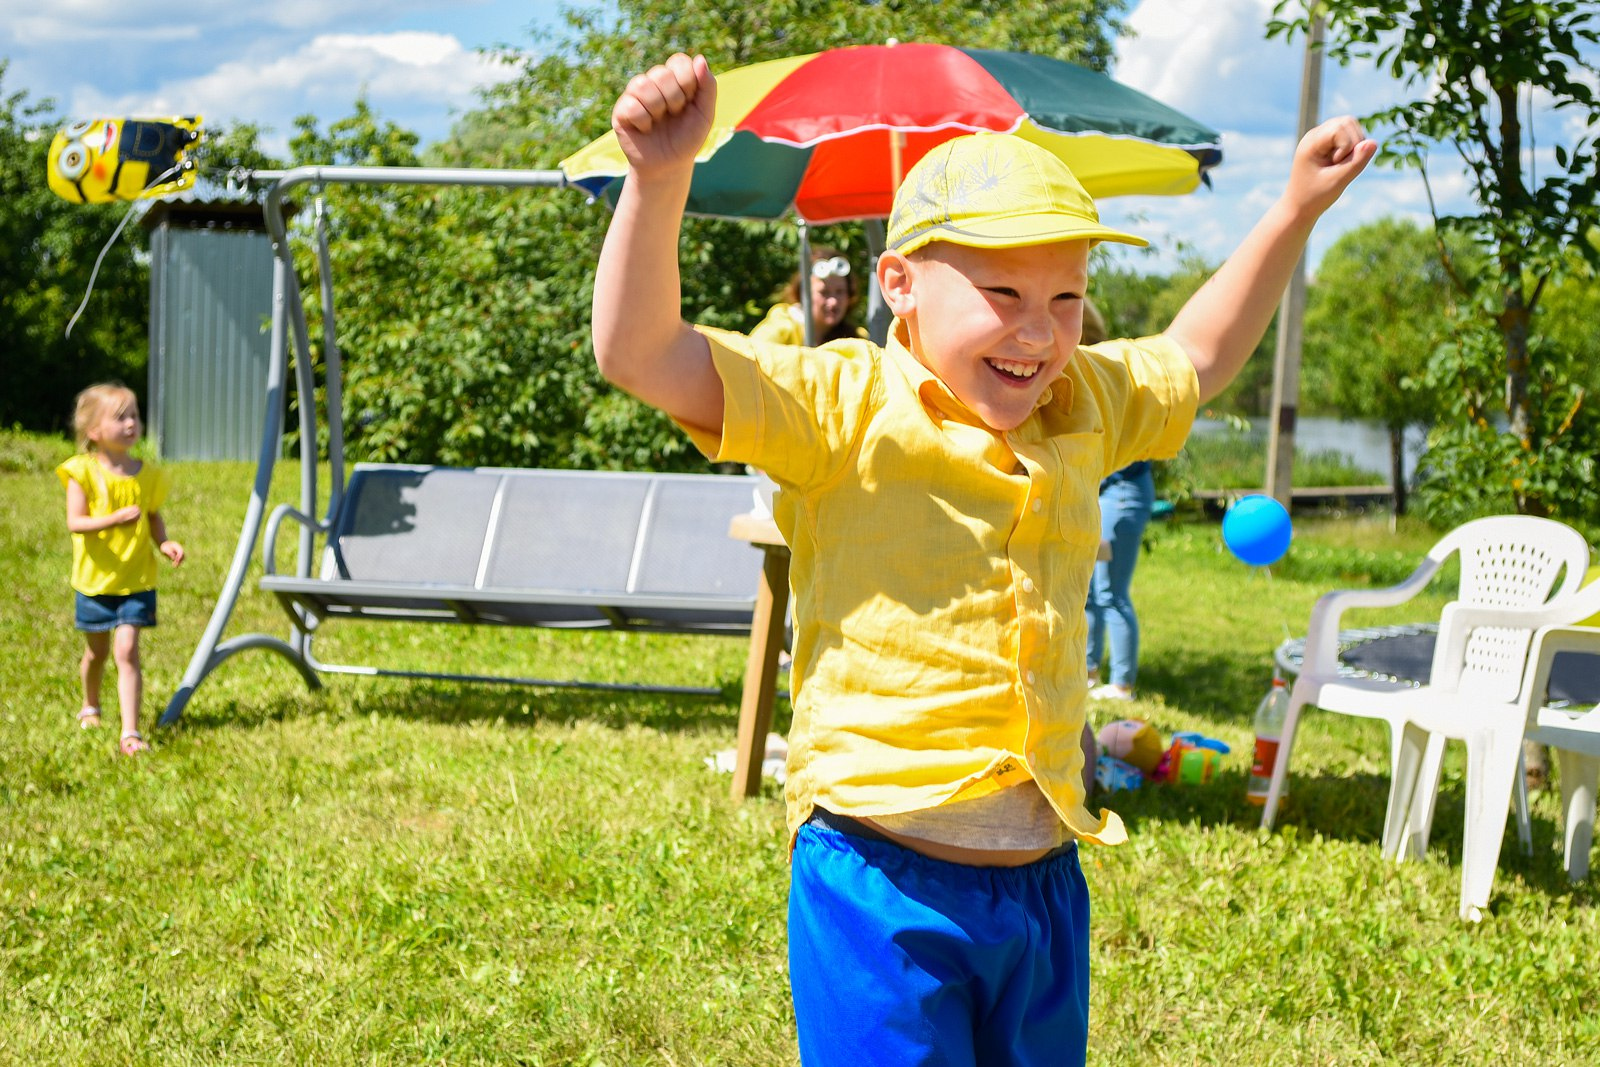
top-left (1222, 494), bottom-right (1292, 566)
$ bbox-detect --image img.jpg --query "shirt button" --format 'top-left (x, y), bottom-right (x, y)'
top-left (1026, 670), bottom-right (1037, 685)
top-left (1022, 577), bottom-right (1035, 593)
top-left (1032, 499), bottom-right (1043, 513)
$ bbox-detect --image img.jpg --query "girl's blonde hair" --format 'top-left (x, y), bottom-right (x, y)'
top-left (72, 383), bottom-right (138, 452)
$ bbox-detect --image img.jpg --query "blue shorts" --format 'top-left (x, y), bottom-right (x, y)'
top-left (788, 812), bottom-right (1090, 1067)
top-left (75, 590), bottom-right (157, 632)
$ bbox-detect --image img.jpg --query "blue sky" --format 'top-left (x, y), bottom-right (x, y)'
top-left (1, 0), bottom-right (1590, 272)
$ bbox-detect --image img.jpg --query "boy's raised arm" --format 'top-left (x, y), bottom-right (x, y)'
top-left (592, 53), bottom-right (726, 433)
top-left (1165, 116), bottom-right (1377, 403)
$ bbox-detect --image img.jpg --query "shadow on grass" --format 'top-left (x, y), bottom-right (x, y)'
top-left (165, 672), bottom-right (795, 739)
top-left (1101, 768), bottom-right (1600, 908)
top-left (1136, 647), bottom-right (1282, 727)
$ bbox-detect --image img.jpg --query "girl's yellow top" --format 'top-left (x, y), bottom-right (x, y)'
top-left (56, 453), bottom-right (171, 596)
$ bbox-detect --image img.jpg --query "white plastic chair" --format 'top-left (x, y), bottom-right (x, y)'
top-left (1523, 627), bottom-right (1600, 884)
top-left (1383, 588), bottom-right (1600, 920)
top-left (1258, 516), bottom-right (1591, 868)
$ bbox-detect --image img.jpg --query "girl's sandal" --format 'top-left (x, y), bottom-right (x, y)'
top-left (119, 732), bottom-right (150, 756)
top-left (77, 707), bottom-right (103, 729)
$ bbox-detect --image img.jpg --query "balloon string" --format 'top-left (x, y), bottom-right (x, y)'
top-left (64, 204), bottom-right (136, 338)
top-left (64, 161), bottom-right (185, 339)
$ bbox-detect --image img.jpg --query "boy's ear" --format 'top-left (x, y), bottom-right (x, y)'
top-left (877, 251), bottom-right (916, 317)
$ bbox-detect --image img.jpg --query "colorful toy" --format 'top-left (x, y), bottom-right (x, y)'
top-left (47, 116), bottom-right (203, 205)
top-left (1222, 494), bottom-right (1292, 566)
top-left (1151, 731), bottom-right (1231, 784)
top-left (1094, 755), bottom-right (1144, 793)
top-left (1097, 718), bottom-right (1164, 773)
top-left (1093, 720), bottom-right (1231, 792)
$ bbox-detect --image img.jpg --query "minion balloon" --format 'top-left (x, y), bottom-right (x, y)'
top-left (47, 116), bottom-right (203, 204)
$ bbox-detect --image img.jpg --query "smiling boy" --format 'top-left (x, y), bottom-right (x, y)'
top-left (592, 52), bottom-right (1373, 1067)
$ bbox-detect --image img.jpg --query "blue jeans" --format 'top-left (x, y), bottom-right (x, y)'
top-left (1085, 467), bottom-right (1154, 688)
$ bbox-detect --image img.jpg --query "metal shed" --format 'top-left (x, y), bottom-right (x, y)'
top-left (142, 197), bottom-right (277, 460)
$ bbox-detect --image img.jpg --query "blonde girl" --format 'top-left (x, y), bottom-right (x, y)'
top-left (56, 384), bottom-right (184, 755)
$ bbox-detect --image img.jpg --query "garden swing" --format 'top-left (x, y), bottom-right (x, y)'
top-left (159, 164), bottom-right (769, 728)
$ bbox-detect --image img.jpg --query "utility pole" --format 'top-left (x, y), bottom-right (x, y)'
top-left (1265, 10), bottom-right (1326, 509)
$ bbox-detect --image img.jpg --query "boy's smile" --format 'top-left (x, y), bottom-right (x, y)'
top-left (884, 239), bottom-right (1090, 433)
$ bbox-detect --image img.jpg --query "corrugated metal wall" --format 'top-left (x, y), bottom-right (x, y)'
top-left (148, 220), bottom-right (275, 460)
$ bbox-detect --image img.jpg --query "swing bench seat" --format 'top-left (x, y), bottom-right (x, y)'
top-left (254, 462), bottom-right (768, 692)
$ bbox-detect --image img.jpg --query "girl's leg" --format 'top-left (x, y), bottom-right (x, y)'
top-left (80, 631), bottom-right (110, 724)
top-left (1084, 559), bottom-right (1109, 679)
top-left (112, 624), bottom-right (143, 740)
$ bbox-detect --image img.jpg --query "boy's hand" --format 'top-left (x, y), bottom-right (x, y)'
top-left (111, 504), bottom-right (142, 526)
top-left (611, 53), bottom-right (717, 182)
top-left (160, 540), bottom-right (185, 565)
top-left (1286, 116), bottom-right (1378, 218)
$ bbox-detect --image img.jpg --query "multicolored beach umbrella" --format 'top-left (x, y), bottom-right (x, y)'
top-left (561, 43), bottom-right (1222, 223)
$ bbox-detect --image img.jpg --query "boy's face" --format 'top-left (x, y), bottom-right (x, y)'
top-left (882, 239), bottom-right (1090, 432)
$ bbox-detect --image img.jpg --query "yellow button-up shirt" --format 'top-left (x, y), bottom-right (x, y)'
top-left (685, 321), bottom-right (1197, 845)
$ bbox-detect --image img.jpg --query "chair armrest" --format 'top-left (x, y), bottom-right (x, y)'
top-left (263, 504), bottom-right (328, 577)
top-left (1301, 557), bottom-right (1442, 675)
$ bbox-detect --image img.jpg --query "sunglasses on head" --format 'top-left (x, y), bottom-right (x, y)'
top-left (811, 256), bottom-right (851, 279)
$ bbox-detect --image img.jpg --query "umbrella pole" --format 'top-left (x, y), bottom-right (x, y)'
top-left (797, 220), bottom-right (815, 347)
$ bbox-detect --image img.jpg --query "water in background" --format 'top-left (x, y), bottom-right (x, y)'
top-left (1190, 416), bottom-right (1430, 485)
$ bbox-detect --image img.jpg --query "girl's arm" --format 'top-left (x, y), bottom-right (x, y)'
top-left (65, 478), bottom-right (140, 533)
top-left (149, 511), bottom-right (184, 564)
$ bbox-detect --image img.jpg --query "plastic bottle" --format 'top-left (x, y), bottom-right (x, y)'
top-left (1245, 675), bottom-right (1291, 805)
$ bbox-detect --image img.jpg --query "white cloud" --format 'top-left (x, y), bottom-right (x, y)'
top-left (1116, 0), bottom-right (1300, 136)
top-left (0, 0), bottom-right (454, 39)
top-left (69, 31), bottom-right (518, 152)
top-left (1103, 0), bottom-right (1522, 271)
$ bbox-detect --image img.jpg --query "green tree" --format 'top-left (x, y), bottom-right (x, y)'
top-left (1534, 235), bottom-right (1600, 396)
top-left (1271, 1), bottom-right (1600, 518)
top-left (1092, 255), bottom-right (1275, 417)
top-left (1300, 218), bottom-right (1461, 514)
top-left (0, 64), bottom-right (148, 433)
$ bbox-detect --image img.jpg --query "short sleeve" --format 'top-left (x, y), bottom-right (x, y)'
top-left (1077, 335), bottom-right (1198, 473)
top-left (143, 464), bottom-right (171, 513)
top-left (55, 454), bottom-right (87, 491)
top-left (685, 326), bottom-right (880, 492)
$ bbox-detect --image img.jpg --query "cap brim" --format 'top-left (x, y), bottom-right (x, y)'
top-left (894, 212), bottom-right (1148, 255)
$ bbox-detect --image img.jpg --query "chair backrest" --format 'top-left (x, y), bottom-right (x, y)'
top-left (330, 464), bottom-right (764, 600)
top-left (1428, 516), bottom-right (1591, 698)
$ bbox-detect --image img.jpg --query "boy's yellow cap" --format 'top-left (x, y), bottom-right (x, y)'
top-left (887, 134), bottom-right (1148, 255)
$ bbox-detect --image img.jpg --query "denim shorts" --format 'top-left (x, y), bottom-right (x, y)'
top-left (75, 590), bottom-right (157, 632)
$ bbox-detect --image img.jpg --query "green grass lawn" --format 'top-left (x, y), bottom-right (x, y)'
top-left (3, 438), bottom-right (1599, 1065)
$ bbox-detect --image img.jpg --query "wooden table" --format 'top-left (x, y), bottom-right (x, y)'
top-left (727, 512), bottom-right (791, 799)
